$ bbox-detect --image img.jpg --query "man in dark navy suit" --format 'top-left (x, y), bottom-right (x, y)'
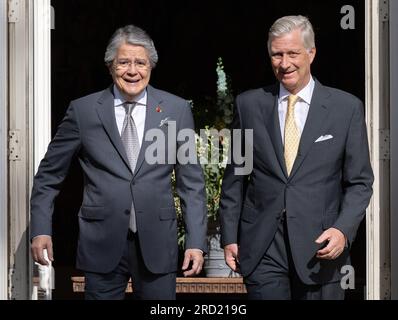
top-left (30, 25), bottom-right (207, 300)
top-left (220, 15), bottom-right (373, 300)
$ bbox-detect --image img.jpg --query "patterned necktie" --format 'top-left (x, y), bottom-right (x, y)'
top-left (284, 95), bottom-right (300, 176)
top-left (121, 102), bottom-right (140, 232)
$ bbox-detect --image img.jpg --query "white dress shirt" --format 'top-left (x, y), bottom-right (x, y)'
top-left (278, 77), bottom-right (315, 144)
top-left (113, 85), bottom-right (147, 147)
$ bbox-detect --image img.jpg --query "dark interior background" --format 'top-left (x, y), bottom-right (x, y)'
top-left (49, 0), bottom-right (366, 299)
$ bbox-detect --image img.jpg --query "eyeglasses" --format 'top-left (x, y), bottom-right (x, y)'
top-left (114, 59), bottom-right (150, 71)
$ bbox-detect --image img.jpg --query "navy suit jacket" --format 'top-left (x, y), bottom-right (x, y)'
top-left (30, 85), bottom-right (207, 274)
top-left (220, 80), bottom-right (373, 284)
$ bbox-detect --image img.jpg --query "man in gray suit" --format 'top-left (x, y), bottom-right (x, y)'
top-left (220, 15), bottom-right (373, 299)
top-left (30, 25), bottom-right (207, 300)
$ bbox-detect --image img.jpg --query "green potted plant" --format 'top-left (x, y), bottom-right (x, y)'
top-left (174, 58), bottom-right (237, 277)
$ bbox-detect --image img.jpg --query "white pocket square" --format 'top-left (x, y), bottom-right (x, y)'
top-left (315, 135), bottom-right (333, 143)
top-left (159, 117), bottom-right (171, 128)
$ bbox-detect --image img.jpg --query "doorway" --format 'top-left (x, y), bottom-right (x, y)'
top-left (49, 0), bottom-right (366, 299)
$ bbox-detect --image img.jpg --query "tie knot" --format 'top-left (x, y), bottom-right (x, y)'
top-left (124, 102), bottom-right (136, 116)
top-left (288, 95), bottom-right (299, 109)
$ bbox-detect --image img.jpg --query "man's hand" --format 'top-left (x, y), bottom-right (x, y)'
top-left (224, 243), bottom-right (240, 272)
top-left (31, 235), bottom-right (54, 266)
top-left (315, 228), bottom-right (346, 260)
top-left (182, 249), bottom-right (204, 277)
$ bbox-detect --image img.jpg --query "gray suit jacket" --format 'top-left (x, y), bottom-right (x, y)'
top-left (30, 85), bottom-right (207, 274)
top-left (220, 80), bottom-right (373, 285)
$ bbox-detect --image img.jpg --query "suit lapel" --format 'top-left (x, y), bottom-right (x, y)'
top-left (133, 85), bottom-right (164, 176)
top-left (264, 85), bottom-right (288, 179)
top-left (289, 80), bottom-right (331, 179)
top-left (95, 86), bottom-right (132, 172)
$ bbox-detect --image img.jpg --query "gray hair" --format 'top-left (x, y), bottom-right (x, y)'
top-left (104, 25), bottom-right (158, 68)
top-left (267, 15), bottom-right (315, 55)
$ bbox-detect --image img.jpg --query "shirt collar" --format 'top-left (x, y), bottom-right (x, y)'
top-left (113, 85), bottom-right (147, 107)
top-left (278, 76), bottom-right (315, 105)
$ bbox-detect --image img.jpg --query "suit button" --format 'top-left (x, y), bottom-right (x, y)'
top-left (124, 210), bottom-right (130, 215)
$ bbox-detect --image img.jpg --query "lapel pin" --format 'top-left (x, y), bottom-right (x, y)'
top-left (156, 106), bottom-right (162, 113)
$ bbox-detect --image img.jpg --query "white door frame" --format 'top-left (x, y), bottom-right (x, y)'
top-left (365, 0), bottom-right (391, 300)
top-left (33, 0), bottom-right (52, 171)
top-left (8, 0), bottom-right (34, 299)
top-left (0, 0), bottom-right (9, 301)
top-left (389, 0), bottom-right (398, 300)
top-left (31, 0), bottom-right (52, 300)
top-left (7, 0), bottom-right (51, 299)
